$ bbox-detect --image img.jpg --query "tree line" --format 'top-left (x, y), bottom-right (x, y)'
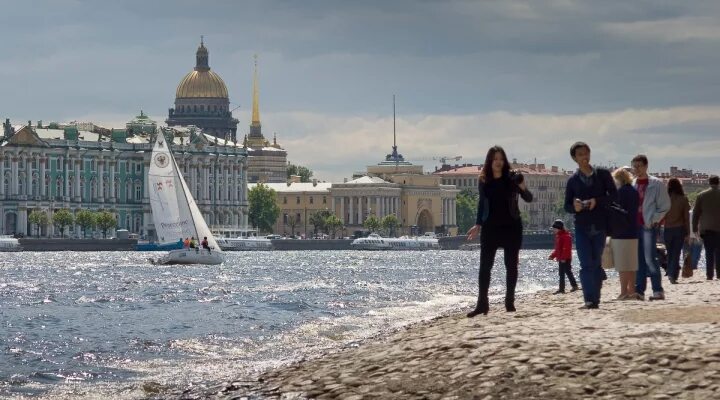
top-left (27, 209), bottom-right (117, 238)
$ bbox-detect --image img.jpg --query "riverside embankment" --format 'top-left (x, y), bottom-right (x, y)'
top-left (208, 274), bottom-right (720, 400)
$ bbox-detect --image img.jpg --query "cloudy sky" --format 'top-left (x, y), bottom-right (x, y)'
top-left (1, 0), bottom-right (719, 181)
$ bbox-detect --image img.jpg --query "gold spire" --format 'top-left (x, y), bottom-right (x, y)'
top-left (251, 54), bottom-right (260, 125)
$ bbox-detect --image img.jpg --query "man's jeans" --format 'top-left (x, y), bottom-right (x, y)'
top-left (636, 226), bottom-right (664, 295)
top-left (575, 226), bottom-right (606, 305)
top-left (663, 226), bottom-right (685, 280)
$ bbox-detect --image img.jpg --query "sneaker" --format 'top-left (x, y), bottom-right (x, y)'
top-left (553, 290), bottom-right (565, 295)
top-left (648, 292), bottom-right (665, 301)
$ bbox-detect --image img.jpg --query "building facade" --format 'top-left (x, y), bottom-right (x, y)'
top-left (166, 39), bottom-right (239, 139)
top-left (434, 162), bottom-right (569, 231)
top-left (0, 119), bottom-right (248, 238)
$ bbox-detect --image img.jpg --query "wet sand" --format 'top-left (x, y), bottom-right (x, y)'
top-left (187, 274), bottom-right (720, 399)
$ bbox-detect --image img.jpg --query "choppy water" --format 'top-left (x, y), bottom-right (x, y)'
top-left (1, 250), bottom-right (566, 398)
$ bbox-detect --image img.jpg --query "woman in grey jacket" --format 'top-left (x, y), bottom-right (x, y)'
top-left (466, 146), bottom-right (533, 317)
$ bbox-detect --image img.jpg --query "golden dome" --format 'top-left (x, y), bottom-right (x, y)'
top-left (175, 38), bottom-right (229, 99)
top-left (175, 70), bottom-right (229, 98)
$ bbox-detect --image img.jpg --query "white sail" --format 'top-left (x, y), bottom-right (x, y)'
top-left (148, 131), bottom-right (221, 254)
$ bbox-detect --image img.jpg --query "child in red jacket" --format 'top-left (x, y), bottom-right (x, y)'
top-left (548, 220), bottom-right (579, 294)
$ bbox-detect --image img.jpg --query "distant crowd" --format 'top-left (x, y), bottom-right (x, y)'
top-left (466, 142), bottom-right (720, 316)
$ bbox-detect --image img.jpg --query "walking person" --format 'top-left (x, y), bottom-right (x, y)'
top-left (663, 178), bottom-right (690, 284)
top-left (564, 142), bottom-right (617, 309)
top-left (548, 220), bottom-right (578, 294)
top-left (692, 175), bottom-right (720, 280)
top-left (609, 168), bottom-right (640, 300)
top-left (631, 155), bottom-right (671, 300)
top-left (466, 146), bottom-right (533, 317)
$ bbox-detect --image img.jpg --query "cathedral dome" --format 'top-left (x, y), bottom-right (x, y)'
top-left (176, 70), bottom-right (228, 98)
top-left (175, 39), bottom-right (229, 99)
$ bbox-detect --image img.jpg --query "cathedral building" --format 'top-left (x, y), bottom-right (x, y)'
top-left (166, 38), bottom-right (239, 139)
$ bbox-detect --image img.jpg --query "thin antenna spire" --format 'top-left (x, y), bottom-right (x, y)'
top-left (393, 94), bottom-right (396, 148)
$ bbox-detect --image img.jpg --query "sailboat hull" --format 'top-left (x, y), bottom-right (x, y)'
top-left (151, 248), bottom-right (225, 265)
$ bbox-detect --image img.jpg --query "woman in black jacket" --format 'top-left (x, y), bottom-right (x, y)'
top-left (466, 146), bottom-right (533, 317)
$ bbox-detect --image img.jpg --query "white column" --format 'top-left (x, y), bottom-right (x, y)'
top-left (11, 157), bottom-right (18, 195)
top-left (331, 196), bottom-right (336, 216)
top-left (203, 165), bottom-right (210, 201)
top-left (109, 161), bottom-right (116, 200)
top-left (74, 159), bottom-right (81, 200)
top-left (367, 197), bottom-right (372, 218)
top-left (190, 164), bottom-right (197, 199)
top-left (214, 165), bottom-right (220, 202)
top-left (0, 156), bottom-right (4, 198)
top-left (63, 157), bottom-right (69, 199)
top-left (26, 158), bottom-right (32, 196)
top-left (376, 196), bottom-right (381, 218)
top-left (348, 196), bottom-right (354, 225)
top-left (40, 157), bottom-right (46, 198)
top-left (97, 160), bottom-right (104, 201)
top-left (339, 196), bottom-right (345, 223)
top-left (143, 162), bottom-right (150, 200)
top-left (451, 199), bottom-right (456, 225)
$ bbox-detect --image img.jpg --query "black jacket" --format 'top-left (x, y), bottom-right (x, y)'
top-left (475, 178), bottom-right (533, 226)
top-left (564, 167), bottom-right (617, 232)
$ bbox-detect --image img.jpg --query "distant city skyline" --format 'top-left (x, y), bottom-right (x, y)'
top-left (2, 1), bottom-right (720, 181)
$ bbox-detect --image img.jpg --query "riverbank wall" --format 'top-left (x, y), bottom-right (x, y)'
top-left (18, 238), bottom-right (138, 251)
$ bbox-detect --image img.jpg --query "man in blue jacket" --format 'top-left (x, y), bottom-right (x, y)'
top-left (564, 142), bottom-right (617, 309)
top-left (632, 155), bottom-right (670, 300)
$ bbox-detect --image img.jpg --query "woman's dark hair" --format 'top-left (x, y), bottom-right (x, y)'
top-left (483, 145), bottom-right (510, 183)
top-left (667, 178), bottom-right (684, 196)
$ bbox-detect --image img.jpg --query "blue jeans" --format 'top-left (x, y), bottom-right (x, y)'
top-left (575, 226), bottom-right (606, 305)
top-left (663, 227), bottom-right (685, 280)
top-left (636, 227), bottom-right (664, 295)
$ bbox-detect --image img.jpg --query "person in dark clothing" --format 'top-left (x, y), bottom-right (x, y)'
top-left (564, 142), bottom-right (617, 309)
top-left (663, 178), bottom-right (690, 283)
top-left (549, 219), bottom-right (578, 294)
top-left (201, 236), bottom-right (210, 252)
top-left (609, 168), bottom-right (640, 300)
top-left (466, 146), bottom-right (533, 317)
top-left (693, 175), bottom-right (720, 280)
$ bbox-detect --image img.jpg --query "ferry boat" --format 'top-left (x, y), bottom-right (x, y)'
top-left (214, 228), bottom-right (274, 251)
top-left (351, 233), bottom-right (440, 251)
top-left (0, 235), bottom-right (22, 251)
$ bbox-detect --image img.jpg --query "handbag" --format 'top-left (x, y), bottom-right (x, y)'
top-left (601, 237), bottom-right (614, 269)
top-left (681, 252), bottom-right (693, 278)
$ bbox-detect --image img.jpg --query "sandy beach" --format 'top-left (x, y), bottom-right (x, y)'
top-left (196, 273), bottom-right (720, 400)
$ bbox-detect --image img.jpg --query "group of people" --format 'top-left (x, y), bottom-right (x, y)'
top-left (182, 236), bottom-right (212, 252)
top-left (466, 142), bottom-right (720, 316)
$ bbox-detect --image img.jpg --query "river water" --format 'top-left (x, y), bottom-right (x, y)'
top-left (1, 250), bottom-right (568, 398)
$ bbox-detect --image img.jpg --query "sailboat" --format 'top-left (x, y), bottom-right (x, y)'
top-left (147, 129), bottom-right (224, 265)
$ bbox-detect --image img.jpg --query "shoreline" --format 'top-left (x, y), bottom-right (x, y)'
top-left (199, 273), bottom-right (720, 399)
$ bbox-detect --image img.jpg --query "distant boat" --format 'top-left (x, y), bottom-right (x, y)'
top-left (351, 233), bottom-right (440, 250)
top-left (215, 228), bottom-right (273, 251)
top-left (0, 235), bottom-right (22, 252)
top-left (147, 130), bottom-right (224, 265)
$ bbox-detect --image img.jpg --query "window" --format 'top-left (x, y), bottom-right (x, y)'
top-left (296, 196), bottom-right (300, 204)
top-left (56, 178), bottom-right (62, 198)
top-left (32, 159), bottom-right (38, 170)
top-left (283, 196), bottom-right (287, 204)
top-left (296, 213), bottom-right (301, 223)
top-left (283, 213), bottom-right (288, 224)
top-left (135, 183), bottom-right (142, 200)
top-left (323, 196), bottom-right (327, 204)
top-left (3, 158), bottom-right (8, 168)
top-left (91, 159), bottom-right (96, 170)
top-left (80, 160), bottom-right (85, 172)
top-left (309, 196), bottom-right (314, 204)
top-left (4, 179), bottom-right (8, 194)
top-left (135, 163), bottom-right (141, 174)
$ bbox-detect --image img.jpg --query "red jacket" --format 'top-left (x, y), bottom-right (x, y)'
top-left (549, 229), bottom-right (572, 262)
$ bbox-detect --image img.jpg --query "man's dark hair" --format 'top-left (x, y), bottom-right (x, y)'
top-left (631, 154), bottom-right (648, 166)
top-left (710, 175), bottom-right (719, 186)
top-left (570, 142), bottom-right (590, 158)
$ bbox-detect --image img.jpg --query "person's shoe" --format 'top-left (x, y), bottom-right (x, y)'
top-left (570, 286), bottom-right (579, 292)
top-left (648, 292), bottom-right (665, 301)
top-left (466, 302), bottom-right (489, 318)
top-left (634, 293), bottom-right (645, 301)
top-left (669, 278), bottom-right (678, 284)
top-left (708, 277), bottom-right (714, 281)
top-left (553, 290), bottom-right (565, 295)
top-left (615, 294), bottom-right (627, 300)
top-left (505, 298), bottom-right (516, 312)
top-left (579, 302), bottom-right (599, 310)
top-left (621, 293), bottom-right (638, 301)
